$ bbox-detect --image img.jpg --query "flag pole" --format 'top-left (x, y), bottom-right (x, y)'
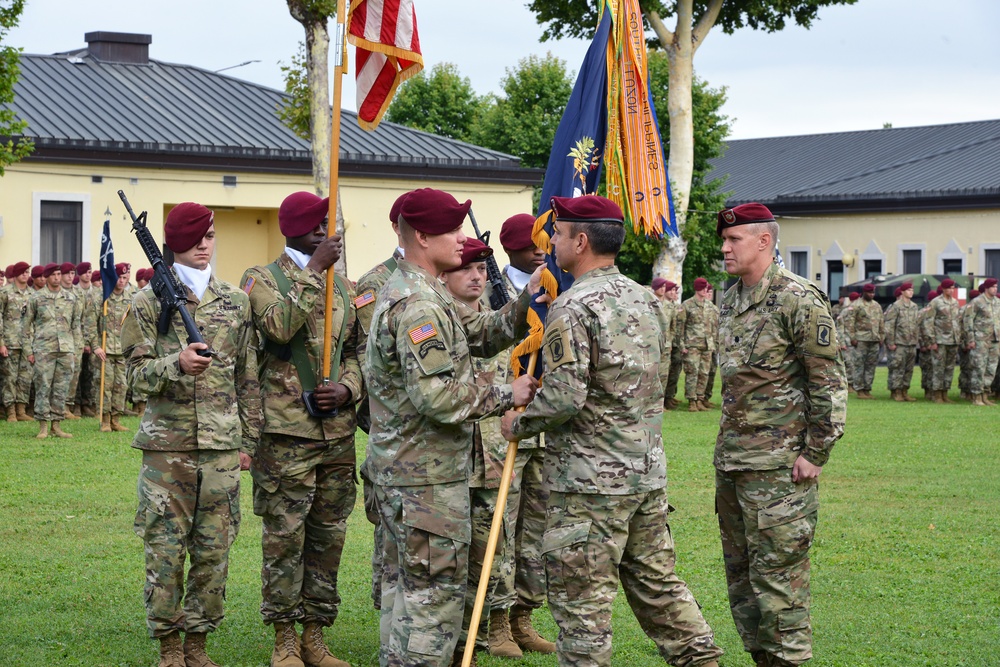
top-left (462, 350), bottom-right (539, 667)
top-left (98, 300), bottom-right (107, 418)
top-left (322, 0), bottom-right (348, 385)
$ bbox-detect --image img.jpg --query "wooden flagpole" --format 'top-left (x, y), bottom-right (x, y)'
top-left (97, 299), bottom-right (108, 418)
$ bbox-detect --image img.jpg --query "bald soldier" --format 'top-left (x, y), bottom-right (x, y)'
top-left (715, 203), bottom-right (847, 667)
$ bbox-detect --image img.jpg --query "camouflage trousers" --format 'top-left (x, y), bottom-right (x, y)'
top-left (252, 433), bottom-right (356, 625)
top-left (88, 349), bottom-right (104, 407)
top-left (705, 351), bottom-right (718, 400)
top-left (919, 348), bottom-right (934, 391)
top-left (362, 471), bottom-right (385, 610)
top-left (504, 446), bottom-right (548, 610)
top-left (1, 348), bottom-right (32, 405)
top-left (468, 485), bottom-right (506, 649)
top-left (32, 350), bottom-right (73, 421)
top-left (133, 449), bottom-right (241, 638)
top-left (957, 347), bottom-right (971, 394)
top-left (665, 345), bottom-right (683, 401)
top-left (886, 345), bottom-right (917, 391)
top-left (853, 341), bottom-right (880, 392)
top-left (544, 489), bottom-right (722, 667)
top-left (715, 468), bottom-right (819, 665)
top-left (931, 344), bottom-right (959, 391)
top-left (683, 348), bottom-right (713, 401)
top-left (66, 350), bottom-right (84, 407)
top-left (842, 346), bottom-right (856, 388)
top-left (968, 340), bottom-right (1000, 394)
top-left (376, 481), bottom-right (471, 667)
top-left (99, 354), bottom-right (127, 415)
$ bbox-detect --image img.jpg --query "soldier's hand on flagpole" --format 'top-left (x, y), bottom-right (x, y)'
top-left (93, 347), bottom-right (107, 362)
top-left (501, 410), bottom-right (520, 442)
top-left (306, 234), bottom-right (344, 273)
top-left (315, 382), bottom-right (351, 410)
top-left (511, 374), bottom-right (539, 407)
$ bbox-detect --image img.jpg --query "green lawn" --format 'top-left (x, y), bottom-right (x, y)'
top-left (1, 367), bottom-right (997, 666)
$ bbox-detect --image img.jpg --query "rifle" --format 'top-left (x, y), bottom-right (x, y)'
top-left (118, 190), bottom-right (213, 358)
top-left (468, 209), bottom-right (510, 310)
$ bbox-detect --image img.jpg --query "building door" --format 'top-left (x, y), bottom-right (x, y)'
top-left (828, 260), bottom-right (844, 300)
top-left (986, 249), bottom-right (1000, 278)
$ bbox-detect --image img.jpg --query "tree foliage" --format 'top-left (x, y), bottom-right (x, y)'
top-left (0, 0), bottom-right (33, 176)
top-left (385, 63), bottom-right (482, 142)
top-left (277, 43), bottom-right (310, 141)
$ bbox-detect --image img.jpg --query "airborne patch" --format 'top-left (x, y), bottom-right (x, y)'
top-left (242, 276), bottom-right (255, 295)
top-left (354, 290), bottom-right (376, 308)
top-left (409, 322), bottom-right (438, 344)
top-left (803, 309), bottom-right (837, 359)
top-left (543, 320), bottom-right (575, 371)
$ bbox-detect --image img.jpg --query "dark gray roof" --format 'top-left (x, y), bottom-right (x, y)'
top-left (5, 50), bottom-right (531, 180)
top-left (707, 119), bottom-right (1000, 213)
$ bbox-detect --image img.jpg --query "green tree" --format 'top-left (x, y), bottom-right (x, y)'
top-left (527, 0), bottom-right (858, 283)
top-left (385, 63), bottom-right (482, 142)
top-left (277, 43), bottom-right (310, 141)
top-left (0, 0), bottom-right (32, 175)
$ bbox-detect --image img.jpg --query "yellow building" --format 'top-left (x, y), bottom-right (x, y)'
top-left (1, 31), bottom-right (540, 283)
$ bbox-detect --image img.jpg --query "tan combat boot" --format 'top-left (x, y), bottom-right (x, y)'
top-left (271, 622), bottom-right (305, 667)
top-left (902, 389), bottom-right (917, 402)
top-left (63, 407), bottom-right (80, 420)
top-left (100, 413), bottom-right (113, 432)
top-left (984, 393), bottom-right (997, 406)
top-left (183, 632), bottom-right (220, 667)
top-left (971, 393), bottom-right (987, 406)
top-left (5, 404), bottom-right (16, 422)
top-left (50, 421), bottom-right (73, 438)
top-left (16, 403), bottom-right (33, 421)
top-left (110, 414), bottom-right (130, 432)
top-left (509, 606), bottom-right (555, 654)
top-left (35, 420), bottom-right (49, 439)
top-left (941, 391), bottom-right (955, 404)
top-left (82, 403), bottom-right (97, 418)
top-left (701, 398), bottom-right (718, 409)
top-left (136, 401), bottom-right (147, 419)
top-left (751, 650), bottom-right (771, 666)
top-left (931, 390), bottom-right (945, 404)
top-left (488, 608), bottom-right (522, 658)
top-left (158, 631), bottom-right (186, 667)
top-left (301, 622), bottom-right (349, 667)
top-left (688, 400), bottom-right (701, 412)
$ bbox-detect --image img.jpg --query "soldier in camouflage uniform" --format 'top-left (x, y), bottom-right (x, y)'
top-left (844, 283), bottom-right (884, 399)
top-left (1, 262), bottom-right (34, 422)
top-left (121, 203), bottom-right (260, 667)
top-left (917, 291), bottom-right (938, 399)
top-left (662, 281), bottom-right (684, 409)
top-left (502, 195), bottom-right (722, 667)
top-left (836, 293), bottom-right (859, 393)
top-left (92, 264), bottom-right (132, 432)
top-left (704, 284), bottom-right (720, 407)
top-left (884, 282), bottom-right (919, 401)
top-left (85, 269), bottom-right (109, 415)
top-left (680, 277), bottom-right (717, 411)
top-left (962, 278), bottom-right (1000, 406)
top-left (24, 263), bottom-right (79, 439)
top-left (242, 192), bottom-right (360, 667)
top-left (928, 278), bottom-right (961, 403)
top-left (714, 203), bottom-right (847, 667)
top-left (364, 188), bottom-right (539, 667)
top-left (56, 262), bottom-right (85, 420)
top-left (651, 277), bottom-right (677, 410)
top-left (75, 261), bottom-right (101, 417)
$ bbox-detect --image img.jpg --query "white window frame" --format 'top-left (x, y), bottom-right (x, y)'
top-left (897, 243), bottom-right (926, 276)
top-left (860, 240), bottom-right (886, 278)
top-left (820, 241), bottom-right (846, 293)
top-left (32, 191), bottom-right (92, 265)
top-left (937, 239), bottom-right (965, 275)
top-left (980, 243), bottom-right (1000, 277)
top-left (785, 245), bottom-right (811, 279)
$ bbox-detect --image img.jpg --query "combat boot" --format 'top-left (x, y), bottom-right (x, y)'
top-left (100, 413), bottom-right (113, 432)
top-left (902, 389), bottom-right (917, 402)
top-left (50, 421), bottom-right (73, 438)
top-left (135, 401), bottom-right (147, 419)
top-left (509, 606), bottom-right (555, 654)
top-left (158, 631), bottom-right (185, 667)
top-left (688, 400), bottom-right (701, 412)
top-left (63, 407), bottom-right (80, 420)
top-left (301, 622), bottom-right (349, 667)
top-left (971, 393), bottom-right (987, 406)
top-left (16, 403), bottom-right (32, 421)
top-left (701, 399), bottom-right (718, 409)
top-left (110, 414), bottom-right (130, 432)
top-left (665, 397), bottom-right (679, 410)
top-left (271, 622), bottom-right (305, 667)
top-left (35, 421), bottom-right (49, 439)
top-left (6, 404), bottom-right (16, 423)
top-left (183, 632), bottom-right (220, 667)
top-left (488, 608), bottom-right (522, 658)
top-left (82, 403), bottom-right (97, 418)
top-left (941, 391), bottom-right (955, 404)
top-left (983, 394), bottom-right (997, 406)
top-left (891, 389), bottom-right (903, 402)
top-left (931, 390), bottom-right (945, 404)
top-left (72, 403), bottom-right (82, 417)
top-left (751, 650), bottom-right (771, 666)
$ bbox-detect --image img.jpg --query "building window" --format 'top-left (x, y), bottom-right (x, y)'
top-left (39, 200), bottom-right (83, 265)
top-left (864, 259), bottom-right (883, 279)
top-left (985, 249), bottom-right (1000, 278)
top-left (902, 249), bottom-right (922, 275)
top-left (941, 258), bottom-right (963, 275)
top-left (827, 260), bottom-right (844, 301)
top-left (789, 251), bottom-right (808, 278)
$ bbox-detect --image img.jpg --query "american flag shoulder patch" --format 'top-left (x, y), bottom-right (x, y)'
top-left (242, 276), bottom-right (255, 295)
top-left (354, 290), bottom-right (376, 308)
top-left (408, 321), bottom-right (438, 344)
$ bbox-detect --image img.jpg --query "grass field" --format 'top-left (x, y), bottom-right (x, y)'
top-left (1, 367), bottom-right (997, 666)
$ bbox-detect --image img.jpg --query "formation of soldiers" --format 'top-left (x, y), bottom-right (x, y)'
top-left (834, 278), bottom-right (1000, 404)
top-left (0, 260), bottom-right (156, 436)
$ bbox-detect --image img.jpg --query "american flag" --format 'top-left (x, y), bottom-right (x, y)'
top-left (354, 290), bottom-right (376, 308)
top-left (347, 0), bottom-right (423, 131)
top-left (408, 322), bottom-right (437, 344)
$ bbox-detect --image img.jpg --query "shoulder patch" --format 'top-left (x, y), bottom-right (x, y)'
top-left (355, 289), bottom-right (376, 308)
top-left (802, 307), bottom-right (838, 359)
top-left (408, 321), bottom-right (438, 344)
top-left (543, 319), bottom-right (576, 371)
top-left (242, 276), bottom-right (255, 295)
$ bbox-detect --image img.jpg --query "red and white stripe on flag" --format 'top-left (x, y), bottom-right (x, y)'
top-left (347, 0), bottom-right (423, 131)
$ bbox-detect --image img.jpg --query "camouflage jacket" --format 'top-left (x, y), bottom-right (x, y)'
top-left (511, 266), bottom-right (669, 495)
top-left (121, 273), bottom-right (261, 456)
top-left (471, 296), bottom-right (509, 489)
top-left (836, 302), bottom-right (855, 346)
top-left (97, 289), bottom-right (131, 356)
top-left (24, 287), bottom-right (79, 356)
top-left (242, 252), bottom-right (362, 441)
top-left (845, 298), bottom-right (885, 343)
top-left (918, 305), bottom-right (935, 348)
top-left (0, 284), bottom-right (32, 349)
top-left (355, 248), bottom-right (404, 368)
top-left (656, 296), bottom-right (676, 353)
top-left (884, 299), bottom-right (920, 347)
top-left (679, 296), bottom-right (717, 350)
top-left (716, 263), bottom-right (847, 471)
top-left (77, 285), bottom-right (99, 350)
top-left (364, 258), bottom-right (532, 487)
top-left (962, 293), bottom-right (1000, 344)
top-left (667, 300), bottom-right (683, 347)
top-left (930, 295), bottom-right (961, 345)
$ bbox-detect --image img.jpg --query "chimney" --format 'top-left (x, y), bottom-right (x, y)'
top-left (84, 31), bottom-right (152, 64)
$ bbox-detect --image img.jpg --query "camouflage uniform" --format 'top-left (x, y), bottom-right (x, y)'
top-left (679, 296), bottom-right (717, 402)
top-left (884, 299), bottom-right (920, 391)
top-left (65, 283), bottom-right (88, 411)
top-left (1, 284), bottom-right (33, 408)
top-left (242, 252), bottom-right (362, 627)
top-left (97, 289), bottom-right (131, 415)
top-left (77, 284), bottom-right (101, 411)
top-left (917, 302), bottom-right (936, 394)
top-left (716, 263), bottom-right (847, 665)
top-left (929, 294), bottom-right (961, 392)
top-left (835, 302), bottom-right (856, 388)
top-left (664, 299), bottom-right (684, 403)
top-left (24, 286), bottom-right (79, 421)
top-left (962, 292), bottom-right (1000, 395)
top-left (121, 273), bottom-right (260, 638)
top-left (509, 266), bottom-right (721, 667)
top-left (844, 298), bottom-right (884, 393)
top-left (364, 258), bottom-right (531, 667)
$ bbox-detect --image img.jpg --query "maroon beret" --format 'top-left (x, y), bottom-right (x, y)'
top-left (939, 278), bottom-right (956, 289)
top-left (445, 238), bottom-right (493, 272)
top-left (664, 280), bottom-right (678, 291)
top-left (165, 202), bottom-right (215, 253)
top-left (76, 261), bottom-right (91, 275)
top-left (716, 202), bottom-right (775, 236)
top-left (3, 265), bottom-right (11, 279)
top-left (969, 289), bottom-right (980, 299)
top-left (651, 277), bottom-right (667, 291)
top-left (31, 265), bottom-right (44, 278)
top-left (91, 270), bottom-right (101, 282)
top-left (389, 192), bottom-right (410, 224)
top-left (862, 283), bottom-right (875, 293)
top-left (279, 191), bottom-right (329, 238)
top-left (693, 277), bottom-right (709, 291)
top-left (115, 262), bottom-right (131, 277)
top-left (849, 292), bottom-right (860, 301)
top-left (551, 195), bottom-right (623, 224)
top-left (982, 278), bottom-right (998, 289)
top-left (927, 290), bottom-right (938, 302)
top-left (400, 188), bottom-right (471, 235)
top-left (43, 263), bottom-right (60, 277)
top-left (60, 261), bottom-right (76, 274)
top-left (135, 268), bottom-right (146, 281)
top-left (499, 213), bottom-right (537, 251)
top-left (893, 287), bottom-right (902, 298)
top-left (900, 281), bottom-right (913, 291)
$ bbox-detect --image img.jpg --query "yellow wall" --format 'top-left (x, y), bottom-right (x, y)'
top-left (0, 161), bottom-right (535, 284)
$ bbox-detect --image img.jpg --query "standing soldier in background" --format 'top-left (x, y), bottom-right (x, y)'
top-left (884, 282), bottom-right (920, 402)
top-left (31, 265), bottom-right (46, 290)
top-left (93, 263), bottom-right (132, 432)
top-left (837, 292), bottom-right (859, 394)
top-left (58, 262), bottom-right (85, 420)
top-left (242, 191), bottom-right (360, 667)
top-left (680, 276), bottom-right (717, 411)
top-left (704, 284), bottom-right (721, 407)
top-left (844, 283), bottom-right (884, 399)
top-left (24, 263), bottom-right (79, 439)
top-left (928, 278), bottom-right (961, 403)
top-left (661, 280), bottom-right (684, 410)
top-left (957, 289), bottom-right (979, 399)
top-left (136, 268), bottom-right (152, 290)
top-left (963, 278), bottom-right (1000, 406)
top-left (1, 262), bottom-right (34, 422)
top-left (918, 290), bottom-right (939, 400)
top-left (75, 261), bottom-right (100, 417)
top-left (122, 203), bottom-right (260, 667)
top-left (715, 204), bottom-right (847, 667)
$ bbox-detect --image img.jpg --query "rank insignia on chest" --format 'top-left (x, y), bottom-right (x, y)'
top-left (409, 321), bottom-right (438, 344)
top-left (354, 290), bottom-right (376, 308)
top-left (766, 291), bottom-right (778, 308)
top-left (242, 276), bottom-right (255, 295)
